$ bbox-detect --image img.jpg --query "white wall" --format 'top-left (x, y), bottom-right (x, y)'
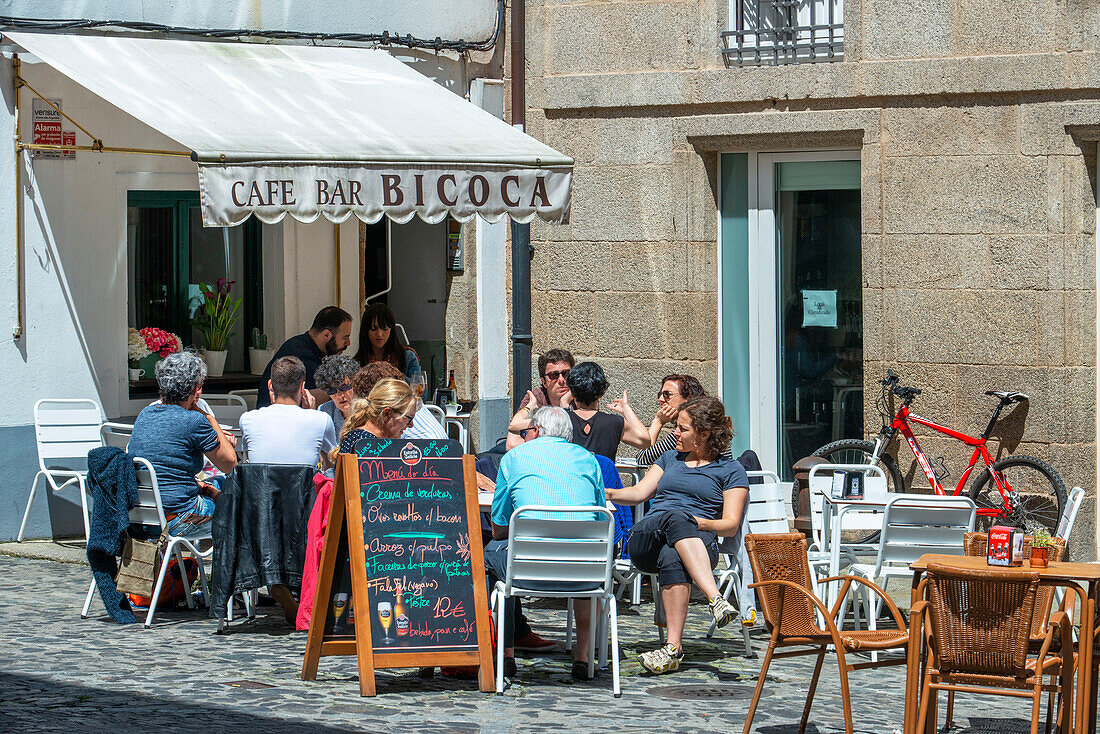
top-left (1, 1), bottom-right (499, 42)
top-left (0, 58), bottom-right (358, 423)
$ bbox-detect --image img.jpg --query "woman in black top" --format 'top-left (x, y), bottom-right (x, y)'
top-left (565, 361), bottom-right (650, 461)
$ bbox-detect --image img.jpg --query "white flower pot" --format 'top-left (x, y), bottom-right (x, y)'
top-left (249, 348), bottom-right (274, 375)
top-left (202, 349), bottom-right (228, 377)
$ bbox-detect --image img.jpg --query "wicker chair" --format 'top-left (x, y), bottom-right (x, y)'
top-left (742, 532), bottom-right (910, 734)
top-left (910, 563), bottom-right (1074, 734)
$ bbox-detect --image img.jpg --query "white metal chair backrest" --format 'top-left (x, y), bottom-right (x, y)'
top-left (806, 463), bottom-right (888, 550)
top-left (718, 470), bottom-right (787, 553)
top-left (100, 422), bottom-right (134, 450)
top-left (129, 457), bottom-right (168, 529)
top-left (423, 404), bottom-right (445, 423)
top-left (505, 506), bottom-right (615, 596)
top-left (228, 388), bottom-right (258, 411)
top-left (869, 493), bottom-right (976, 577)
top-left (202, 394), bottom-right (249, 428)
top-left (1055, 486), bottom-right (1085, 541)
top-left (33, 399), bottom-right (103, 479)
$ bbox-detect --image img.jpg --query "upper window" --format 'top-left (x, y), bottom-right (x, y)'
top-left (723, 0), bottom-right (843, 66)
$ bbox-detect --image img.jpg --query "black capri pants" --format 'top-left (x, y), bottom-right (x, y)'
top-left (626, 509), bottom-right (718, 586)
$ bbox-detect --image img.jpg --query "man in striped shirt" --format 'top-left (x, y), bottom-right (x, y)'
top-left (486, 406), bottom-right (605, 680)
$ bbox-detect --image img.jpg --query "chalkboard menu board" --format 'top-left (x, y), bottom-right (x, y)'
top-left (302, 440), bottom-right (493, 696)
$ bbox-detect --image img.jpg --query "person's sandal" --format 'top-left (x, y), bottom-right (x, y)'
top-left (638, 643), bottom-right (683, 674)
top-left (570, 660), bottom-right (594, 680)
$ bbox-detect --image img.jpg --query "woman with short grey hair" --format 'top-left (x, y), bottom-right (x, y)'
top-left (313, 354), bottom-right (360, 434)
top-left (128, 351), bottom-right (238, 535)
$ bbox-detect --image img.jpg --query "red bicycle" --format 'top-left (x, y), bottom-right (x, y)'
top-left (814, 370), bottom-right (1066, 533)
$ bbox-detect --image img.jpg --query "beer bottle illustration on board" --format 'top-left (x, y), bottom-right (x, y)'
top-left (394, 586), bottom-right (410, 641)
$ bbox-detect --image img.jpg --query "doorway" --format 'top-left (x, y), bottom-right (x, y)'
top-left (720, 151), bottom-right (862, 479)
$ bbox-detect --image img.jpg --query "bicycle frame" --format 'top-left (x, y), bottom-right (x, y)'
top-left (874, 406), bottom-right (1007, 517)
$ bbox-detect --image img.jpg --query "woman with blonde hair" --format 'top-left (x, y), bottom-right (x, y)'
top-left (335, 378), bottom-right (417, 456)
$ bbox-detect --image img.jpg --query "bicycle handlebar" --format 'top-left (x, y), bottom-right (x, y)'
top-left (880, 371), bottom-right (920, 402)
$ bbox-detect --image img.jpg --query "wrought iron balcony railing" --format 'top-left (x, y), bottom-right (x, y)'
top-left (722, 0), bottom-right (844, 66)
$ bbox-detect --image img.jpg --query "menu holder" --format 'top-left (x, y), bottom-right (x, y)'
top-left (301, 440), bottom-right (494, 695)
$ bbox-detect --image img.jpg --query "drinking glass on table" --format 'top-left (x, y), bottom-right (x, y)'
top-left (410, 370), bottom-right (426, 399)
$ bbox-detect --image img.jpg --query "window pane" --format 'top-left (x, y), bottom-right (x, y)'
top-left (127, 206), bottom-right (174, 333)
top-left (189, 207), bottom-right (248, 372)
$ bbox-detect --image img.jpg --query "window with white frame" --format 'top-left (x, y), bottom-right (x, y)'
top-left (723, 0), bottom-right (843, 66)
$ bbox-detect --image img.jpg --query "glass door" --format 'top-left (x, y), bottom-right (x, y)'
top-left (721, 151), bottom-right (861, 479)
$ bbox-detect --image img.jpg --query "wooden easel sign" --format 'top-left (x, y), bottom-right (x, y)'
top-left (301, 439), bottom-right (494, 695)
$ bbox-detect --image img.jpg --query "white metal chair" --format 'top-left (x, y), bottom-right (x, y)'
top-left (848, 493), bottom-right (975, 659)
top-left (707, 470), bottom-right (788, 652)
top-left (201, 393), bottom-right (249, 429)
top-left (80, 457), bottom-right (211, 625)
top-left (491, 505), bottom-right (620, 696)
top-left (423, 403), bottom-right (445, 424)
top-left (18, 399), bottom-right (103, 543)
top-left (100, 422), bottom-right (134, 450)
top-left (227, 388), bottom-right (258, 411)
top-left (1056, 485), bottom-right (1085, 541)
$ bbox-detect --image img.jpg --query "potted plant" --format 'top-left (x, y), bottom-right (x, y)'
top-left (135, 326), bottom-right (182, 378)
top-left (1029, 527), bottom-right (1054, 568)
top-left (191, 278), bottom-right (241, 378)
top-left (249, 327), bottom-right (273, 376)
top-left (127, 327), bottom-right (151, 382)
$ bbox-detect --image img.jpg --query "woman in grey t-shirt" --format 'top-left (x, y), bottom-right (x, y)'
top-left (606, 396), bottom-right (749, 676)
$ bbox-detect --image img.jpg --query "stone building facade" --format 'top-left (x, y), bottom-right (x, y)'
top-left (521, 0), bottom-right (1099, 558)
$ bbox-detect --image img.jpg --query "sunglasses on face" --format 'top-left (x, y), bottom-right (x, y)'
top-left (658, 390), bottom-right (680, 400)
top-left (543, 369), bottom-right (571, 382)
top-left (326, 383), bottom-right (354, 396)
top-left (519, 427), bottom-right (538, 440)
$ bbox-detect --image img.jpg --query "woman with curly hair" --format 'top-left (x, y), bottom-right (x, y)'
top-left (313, 354), bottom-right (361, 434)
top-left (352, 302), bottom-right (421, 379)
top-left (605, 396), bottom-right (749, 675)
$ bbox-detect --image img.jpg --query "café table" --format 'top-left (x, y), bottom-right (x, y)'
top-left (819, 493), bottom-right (888, 607)
top-left (907, 553), bottom-right (1100, 734)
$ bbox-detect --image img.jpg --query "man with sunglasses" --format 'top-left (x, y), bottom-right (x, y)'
top-left (239, 356), bottom-right (338, 468)
top-left (506, 347), bottom-right (575, 449)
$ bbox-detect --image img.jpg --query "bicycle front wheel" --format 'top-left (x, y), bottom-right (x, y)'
top-left (967, 455), bottom-right (1066, 534)
top-left (812, 439), bottom-right (907, 494)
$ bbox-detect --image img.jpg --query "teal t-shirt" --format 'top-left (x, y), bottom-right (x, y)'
top-left (491, 437), bottom-right (605, 525)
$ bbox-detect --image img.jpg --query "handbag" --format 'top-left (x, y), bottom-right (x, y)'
top-left (115, 530), bottom-right (167, 598)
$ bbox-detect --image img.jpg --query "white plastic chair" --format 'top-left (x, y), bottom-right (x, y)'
top-left (227, 388), bottom-right (258, 411)
top-left (707, 470), bottom-right (788, 651)
top-left (100, 422), bottom-right (134, 450)
top-left (201, 394), bottom-right (249, 429)
top-left (848, 493), bottom-right (975, 659)
top-left (491, 505), bottom-right (620, 696)
top-left (18, 399), bottom-right (103, 543)
top-left (423, 404), bottom-right (446, 424)
top-left (80, 457), bottom-right (211, 625)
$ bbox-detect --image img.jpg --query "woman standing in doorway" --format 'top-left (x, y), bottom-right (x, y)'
top-left (353, 302), bottom-right (421, 379)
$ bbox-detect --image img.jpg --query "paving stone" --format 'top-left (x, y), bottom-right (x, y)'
top-left (0, 554), bottom-right (1046, 732)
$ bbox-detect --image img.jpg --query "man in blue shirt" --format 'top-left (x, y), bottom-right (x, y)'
top-left (486, 406), bottom-right (605, 680)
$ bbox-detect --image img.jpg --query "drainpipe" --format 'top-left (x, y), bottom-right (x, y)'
top-left (510, 0), bottom-right (532, 411)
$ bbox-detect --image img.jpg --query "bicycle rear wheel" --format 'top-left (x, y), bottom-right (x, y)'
top-left (811, 439), bottom-right (906, 544)
top-left (967, 455), bottom-right (1066, 534)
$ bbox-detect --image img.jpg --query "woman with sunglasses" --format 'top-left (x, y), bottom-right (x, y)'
top-left (333, 378), bottom-right (418, 458)
top-left (635, 374), bottom-right (707, 467)
top-left (314, 355), bottom-right (360, 434)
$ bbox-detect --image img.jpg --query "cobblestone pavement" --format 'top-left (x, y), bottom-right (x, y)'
top-left (0, 554), bottom-right (1045, 733)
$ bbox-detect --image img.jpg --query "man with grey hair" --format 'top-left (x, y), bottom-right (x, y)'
top-left (128, 351), bottom-right (237, 535)
top-left (484, 406), bottom-right (605, 681)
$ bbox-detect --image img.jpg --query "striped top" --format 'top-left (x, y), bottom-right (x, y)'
top-left (491, 436), bottom-right (605, 525)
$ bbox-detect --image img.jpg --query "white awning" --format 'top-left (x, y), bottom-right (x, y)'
top-left (5, 32), bottom-right (573, 226)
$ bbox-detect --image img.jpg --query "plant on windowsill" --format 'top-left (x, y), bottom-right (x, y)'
top-left (192, 278), bottom-right (241, 378)
top-left (249, 327), bottom-right (273, 376)
top-left (1029, 527), bottom-right (1054, 568)
top-left (127, 327), bottom-right (151, 382)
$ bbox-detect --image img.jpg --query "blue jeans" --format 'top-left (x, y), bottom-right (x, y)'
top-left (166, 494), bottom-right (216, 537)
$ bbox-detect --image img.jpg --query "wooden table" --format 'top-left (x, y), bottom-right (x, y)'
top-left (908, 554), bottom-right (1100, 734)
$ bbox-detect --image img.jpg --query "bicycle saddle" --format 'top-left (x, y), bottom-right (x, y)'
top-left (985, 390), bottom-right (1029, 403)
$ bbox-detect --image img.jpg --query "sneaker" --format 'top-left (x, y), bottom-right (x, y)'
top-left (742, 609), bottom-right (757, 627)
top-left (513, 630), bottom-right (561, 653)
top-left (709, 595), bottom-right (738, 629)
top-left (638, 643), bottom-right (683, 674)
